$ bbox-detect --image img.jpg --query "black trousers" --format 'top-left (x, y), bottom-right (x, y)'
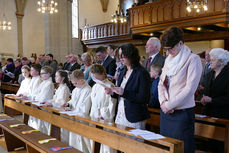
top-left (160, 108), bottom-right (195, 153)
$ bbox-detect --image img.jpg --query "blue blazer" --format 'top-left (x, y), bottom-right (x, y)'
top-left (117, 65), bottom-right (150, 123)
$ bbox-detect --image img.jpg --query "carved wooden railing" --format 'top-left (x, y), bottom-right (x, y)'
top-left (129, 0), bottom-right (229, 33)
top-left (82, 0), bottom-right (229, 45)
top-left (82, 21), bottom-right (130, 41)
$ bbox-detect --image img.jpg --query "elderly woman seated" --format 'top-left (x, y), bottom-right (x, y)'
top-left (201, 48), bottom-right (229, 119)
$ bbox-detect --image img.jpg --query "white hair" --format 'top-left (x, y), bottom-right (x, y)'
top-left (81, 52), bottom-right (91, 62)
top-left (209, 48), bottom-right (229, 66)
top-left (149, 37), bottom-right (161, 51)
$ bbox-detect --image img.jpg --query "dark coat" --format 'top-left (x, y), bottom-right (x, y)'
top-left (116, 65), bottom-right (150, 123)
top-left (142, 53), bottom-right (165, 72)
top-left (203, 66), bottom-right (229, 119)
top-left (102, 56), bottom-right (116, 77)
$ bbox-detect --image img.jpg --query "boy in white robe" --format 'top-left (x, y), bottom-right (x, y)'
top-left (27, 64), bottom-right (42, 100)
top-left (90, 64), bottom-right (117, 153)
top-left (27, 64), bottom-right (42, 130)
top-left (64, 70), bottom-right (92, 153)
top-left (16, 65), bottom-right (31, 96)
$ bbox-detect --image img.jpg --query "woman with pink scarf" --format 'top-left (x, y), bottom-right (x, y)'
top-left (158, 27), bottom-right (202, 153)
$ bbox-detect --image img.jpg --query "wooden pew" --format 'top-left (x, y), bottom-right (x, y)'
top-left (0, 82), bottom-right (58, 94)
top-left (0, 82), bottom-right (19, 93)
top-left (4, 96), bottom-right (184, 153)
top-left (0, 114), bottom-right (81, 153)
top-left (147, 108), bottom-right (229, 153)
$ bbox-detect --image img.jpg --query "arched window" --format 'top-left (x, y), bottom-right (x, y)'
top-left (72, 0), bottom-right (78, 38)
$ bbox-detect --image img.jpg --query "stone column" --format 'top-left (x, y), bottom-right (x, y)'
top-left (44, 0), bottom-right (72, 63)
top-left (15, 0), bottom-right (27, 56)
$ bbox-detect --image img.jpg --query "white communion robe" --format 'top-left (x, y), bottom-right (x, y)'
top-left (28, 76), bottom-right (42, 131)
top-left (48, 83), bottom-right (70, 107)
top-left (48, 83), bottom-right (70, 144)
top-left (90, 80), bottom-right (117, 153)
top-left (16, 77), bottom-right (31, 96)
top-left (29, 77), bottom-right (54, 135)
top-left (68, 83), bottom-right (92, 153)
top-left (28, 75), bottom-right (42, 100)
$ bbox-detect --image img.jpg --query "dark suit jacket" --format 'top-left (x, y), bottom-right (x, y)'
top-left (102, 56), bottom-right (116, 77)
top-left (200, 63), bottom-right (212, 86)
top-left (203, 66), bottom-right (229, 119)
top-left (142, 53), bottom-right (165, 72)
top-left (116, 65), bottom-right (150, 123)
top-left (66, 62), bottom-right (80, 72)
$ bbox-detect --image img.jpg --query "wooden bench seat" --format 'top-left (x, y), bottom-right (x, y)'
top-left (0, 114), bottom-right (82, 153)
top-left (147, 108), bottom-right (229, 153)
top-left (4, 96), bottom-right (184, 153)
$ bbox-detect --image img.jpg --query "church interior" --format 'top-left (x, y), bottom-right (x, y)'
top-left (0, 0), bottom-right (229, 153)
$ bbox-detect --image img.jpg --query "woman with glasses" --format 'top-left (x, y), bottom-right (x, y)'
top-left (200, 48), bottom-right (229, 153)
top-left (158, 27), bottom-right (202, 153)
top-left (201, 48), bottom-right (229, 118)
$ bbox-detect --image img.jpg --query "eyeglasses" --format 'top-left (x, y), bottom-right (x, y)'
top-left (163, 46), bottom-right (175, 52)
top-left (119, 54), bottom-right (126, 59)
top-left (40, 72), bottom-right (48, 75)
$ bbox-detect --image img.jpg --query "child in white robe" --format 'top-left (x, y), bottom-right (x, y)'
top-left (64, 70), bottom-right (92, 153)
top-left (27, 64), bottom-right (42, 130)
top-left (27, 64), bottom-right (42, 100)
top-left (42, 70), bottom-right (70, 108)
top-left (90, 64), bottom-right (117, 153)
top-left (16, 65), bottom-right (31, 96)
top-left (42, 70), bottom-right (70, 144)
top-left (34, 66), bottom-right (54, 135)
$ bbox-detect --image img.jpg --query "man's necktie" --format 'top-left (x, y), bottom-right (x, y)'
top-left (146, 57), bottom-right (152, 68)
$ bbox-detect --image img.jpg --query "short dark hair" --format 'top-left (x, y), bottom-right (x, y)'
top-left (161, 27), bottom-right (184, 48)
top-left (46, 53), bottom-right (54, 59)
top-left (95, 46), bottom-right (107, 54)
top-left (30, 64), bottom-right (41, 73)
top-left (107, 45), bottom-right (116, 50)
top-left (7, 58), bottom-right (14, 63)
top-left (198, 51), bottom-right (205, 59)
top-left (15, 59), bottom-right (21, 63)
top-left (21, 57), bottom-right (28, 61)
top-left (120, 43), bottom-right (140, 68)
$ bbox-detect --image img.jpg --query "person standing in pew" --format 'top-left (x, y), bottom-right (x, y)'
top-left (41, 70), bottom-right (70, 144)
top-left (26, 64), bottom-right (42, 131)
top-left (16, 65), bottom-right (31, 96)
top-left (90, 64), bottom-right (117, 153)
top-left (106, 43), bottom-right (150, 130)
top-left (149, 64), bottom-right (162, 108)
top-left (63, 70), bottom-right (92, 153)
top-left (158, 27), bottom-right (202, 153)
top-left (29, 66), bottom-right (54, 135)
top-left (200, 48), bottom-right (229, 118)
top-left (42, 70), bottom-right (70, 108)
top-left (200, 49), bottom-right (229, 153)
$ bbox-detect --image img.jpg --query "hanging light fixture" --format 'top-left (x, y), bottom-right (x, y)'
top-left (0, 20), bottom-right (12, 31)
top-left (111, 5), bottom-right (127, 23)
top-left (37, 0), bottom-right (58, 14)
top-left (186, 0), bottom-right (208, 13)
top-left (0, 1), bottom-right (12, 31)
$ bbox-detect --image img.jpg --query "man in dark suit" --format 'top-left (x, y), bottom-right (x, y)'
top-left (200, 49), bottom-right (212, 87)
top-left (95, 46), bottom-right (116, 79)
top-left (142, 37), bottom-right (165, 72)
top-left (66, 54), bottom-right (80, 72)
